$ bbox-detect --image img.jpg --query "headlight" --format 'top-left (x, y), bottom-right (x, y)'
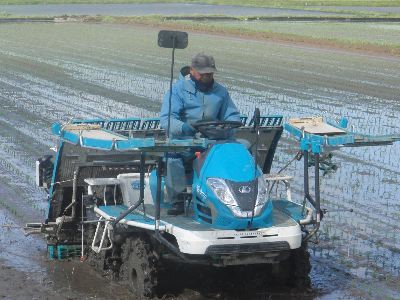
top-left (256, 176), bottom-right (268, 206)
top-left (206, 178), bottom-right (237, 206)
top-left (206, 177), bottom-right (270, 218)
top-left (253, 176), bottom-right (269, 216)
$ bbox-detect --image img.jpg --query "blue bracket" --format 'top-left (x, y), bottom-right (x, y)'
top-left (52, 122), bottom-right (62, 136)
top-left (116, 138), bottom-right (155, 150)
top-left (299, 137), bottom-right (321, 154)
top-left (300, 138), bottom-right (309, 151)
top-left (61, 130), bottom-right (79, 145)
top-left (311, 140), bottom-right (322, 154)
top-left (339, 117), bottom-right (348, 128)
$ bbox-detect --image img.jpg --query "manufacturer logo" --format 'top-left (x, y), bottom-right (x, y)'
top-left (131, 180), bottom-right (145, 190)
top-left (238, 185), bottom-right (251, 194)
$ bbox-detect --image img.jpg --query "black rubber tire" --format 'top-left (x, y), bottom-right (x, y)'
top-left (293, 244), bottom-right (312, 288)
top-left (87, 249), bottom-right (108, 272)
top-left (277, 243), bottom-right (312, 288)
top-left (86, 224), bottom-right (106, 272)
top-left (121, 235), bottom-right (159, 300)
top-left (86, 224), bottom-right (117, 279)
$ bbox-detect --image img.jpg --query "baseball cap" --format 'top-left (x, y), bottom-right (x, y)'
top-left (191, 53), bottom-right (217, 74)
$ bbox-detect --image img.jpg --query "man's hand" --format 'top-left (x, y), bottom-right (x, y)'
top-left (182, 123), bottom-right (196, 136)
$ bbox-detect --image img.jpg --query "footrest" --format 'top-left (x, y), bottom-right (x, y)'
top-left (94, 205), bottom-right (166, 231)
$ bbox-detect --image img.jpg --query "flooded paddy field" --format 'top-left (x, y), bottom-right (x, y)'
top-left (310, 6), bottom-right (400, 14)
top-left (0, 22), bottom-right (399, 299)
top-left (173, 20), bottom-right (400, 51)
top-left (0, 3), bottom-right (349, 17)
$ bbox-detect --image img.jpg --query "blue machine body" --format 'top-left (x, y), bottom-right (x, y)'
top-left (191, 142), bottom-right (273, 230)
top-left (46, 116), bottom-right (400, 230)
top-left (149, 170), bottom-right (167, 207)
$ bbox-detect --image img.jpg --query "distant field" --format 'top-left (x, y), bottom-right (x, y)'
top-left (89, 15), bottom-right (400, 55)
top-left (193, 19), bottom-right (400, 48)
top-left (0, 0), bottom-right (400, 7)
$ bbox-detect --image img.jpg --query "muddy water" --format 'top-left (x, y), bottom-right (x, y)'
top-left (0, 23), bottom-right (399, 299)
top-left (0, 190), bottom-right (132, 300)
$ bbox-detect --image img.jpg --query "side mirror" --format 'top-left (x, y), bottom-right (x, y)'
top-left (158, 30), bottom-right (189, 138)
top-left (158, 30), bottom-right (188, 49)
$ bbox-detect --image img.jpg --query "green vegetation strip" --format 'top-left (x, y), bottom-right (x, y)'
top-left (0, 0), bottom-right (400, 8)
top-left (81, 15), bottom-right (400, 56)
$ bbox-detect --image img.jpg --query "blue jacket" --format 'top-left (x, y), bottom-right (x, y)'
top-left (160, 73), bottom-right (240, 137)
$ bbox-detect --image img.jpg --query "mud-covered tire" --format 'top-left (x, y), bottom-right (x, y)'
top-left (277, 243), bottom-right (311, 288)
top-left (87, 249), bottom-right (107, 272)
top-left (292, 243), bottom-right (312, 288)
top-left (86, 224), bottom-right (109, 275)
top-left (86, 225), bottom-right (119, 279)
top-left (120, 235), bottom-right (159, 300)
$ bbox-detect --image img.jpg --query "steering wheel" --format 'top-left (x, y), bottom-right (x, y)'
top-left (192, 120), bottom-right (243, 140)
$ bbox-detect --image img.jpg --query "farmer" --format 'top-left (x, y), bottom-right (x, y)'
top-left (160, 53), bottom-right (240, 215)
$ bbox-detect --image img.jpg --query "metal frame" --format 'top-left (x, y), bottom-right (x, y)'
top-left (91, 217), bottom-right (113, 253)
